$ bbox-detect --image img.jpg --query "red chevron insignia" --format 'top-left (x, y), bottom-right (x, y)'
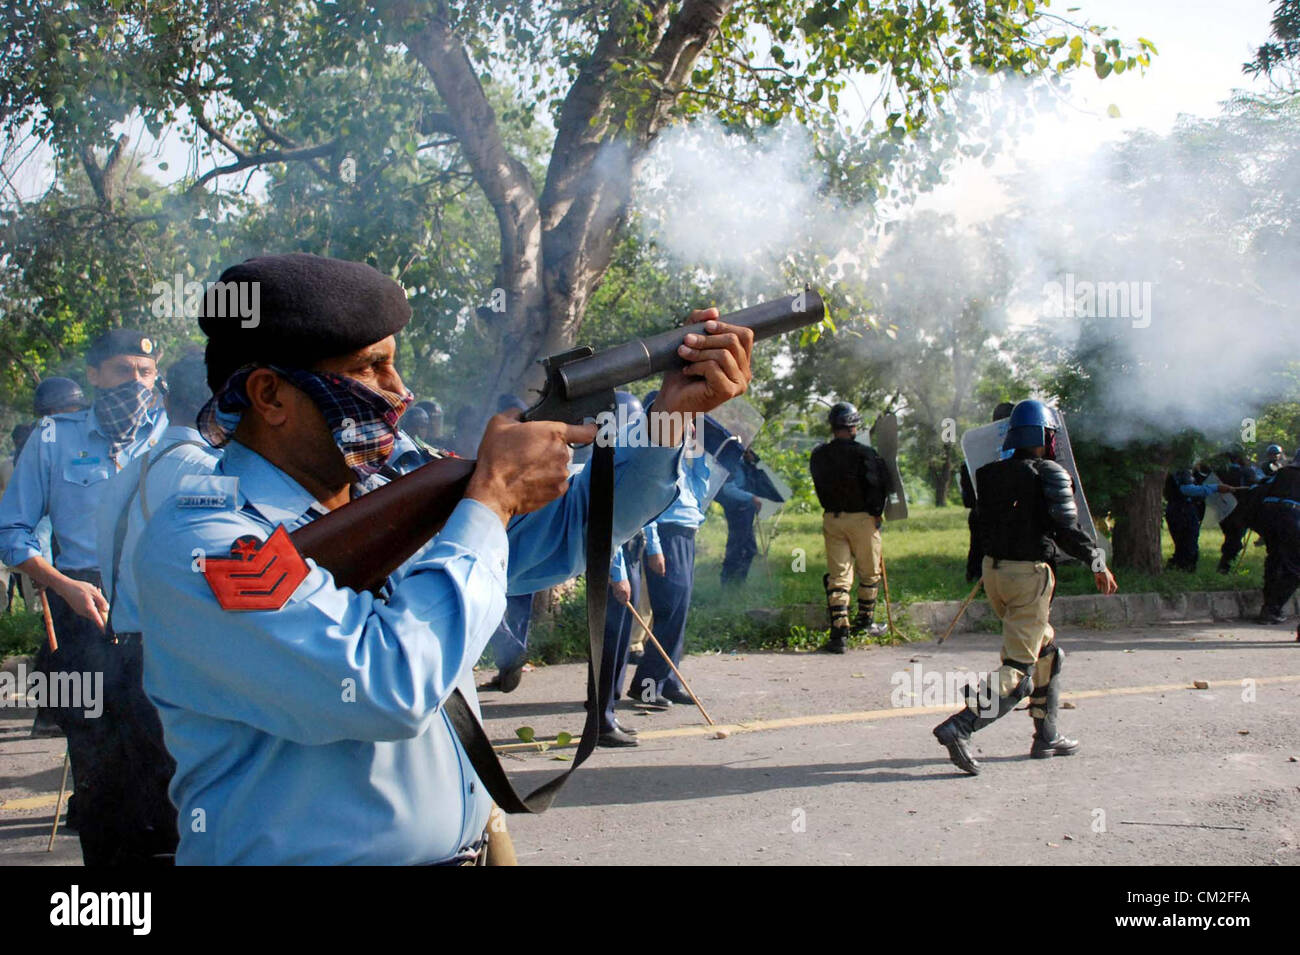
top-left (202, 524), bottom-right (310, 612)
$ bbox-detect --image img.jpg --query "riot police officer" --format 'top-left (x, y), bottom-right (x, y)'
top-left (932, 400), bottom-right (1118, 775)
top-left (1255, 449), bottom-right (1300, 625)
top-left (809, 401), bottom-right (893, 652)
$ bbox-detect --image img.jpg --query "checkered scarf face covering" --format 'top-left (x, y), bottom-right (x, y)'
top-left (93, 380), bottom-right (156, 456)
top-left (199, 365), bottom-right (413, 479)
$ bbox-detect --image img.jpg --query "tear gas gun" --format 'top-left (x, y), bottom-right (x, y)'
top-left (288, 289), bottom-right (826, 590)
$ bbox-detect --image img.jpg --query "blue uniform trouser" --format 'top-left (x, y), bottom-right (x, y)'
top-left (1260, 504), bottom-right (1300, 614)
top-left (44, 570), bottom-right (131, 865)
top-left (489, 593), bottom-right (535, 670)
top-left (720, 504), bottom-right (758, 584)
top-left (1165, 501), bottom-right (1201, 571)
top-left (631, 523), bottom-right (696, 696)
top-left (598, 541), bottom-right (642, 731)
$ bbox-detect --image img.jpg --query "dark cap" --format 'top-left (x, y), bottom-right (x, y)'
top-left (33, 377), bottom-right (87, 416)
top-left (86, 329), bottom-right (159, 368)
top-left (200, 253), bottom-right (412, 390)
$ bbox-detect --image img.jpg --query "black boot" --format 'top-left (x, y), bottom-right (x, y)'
top-left (820, 574), bottom-right (850, 653)
top-left (933, 669), bottom-right (1031, 775)
top-left (818, 625), bottom-right (848, 654)
top-left (852, 598), bottom-right (886, 636)
top-left (1029, 670), bottom-right (1078, 758)
top-left (1258, 605), bottom-right (1287, 624)
top-left (933, 709), bottom-right (980, 775)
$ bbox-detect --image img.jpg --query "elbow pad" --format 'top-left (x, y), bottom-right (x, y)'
top-left (1039, 461), bottom-right (1078, 525)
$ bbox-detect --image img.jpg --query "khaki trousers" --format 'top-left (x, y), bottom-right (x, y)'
top-left (981, 556), bottom-right (1056, 697)
top-left (823, 511), bottom-right (883, 609)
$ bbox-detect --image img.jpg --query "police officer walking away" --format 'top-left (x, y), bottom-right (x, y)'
top-left (809, 401), bottom-right (893, 652)
top-left (0, 330), bottom-right (168, 863)
top-left (932, 400), bottom-right (1118, 775)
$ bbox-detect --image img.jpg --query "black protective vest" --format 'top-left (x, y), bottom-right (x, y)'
top-left (974, 456), bottom-right (1097, 565)
top-left (809, 437), bottom-right (889, 515)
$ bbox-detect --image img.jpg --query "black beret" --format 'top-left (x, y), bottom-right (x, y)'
top-left (86, 329), bottom-right (159, 367)
top-left (200, 253), bottom-right (412, 390)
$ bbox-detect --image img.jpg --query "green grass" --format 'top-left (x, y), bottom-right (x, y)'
top-left (524, 502), bottom-right (1270, 664)
top-left (0, 595), bottom-right (43, 658)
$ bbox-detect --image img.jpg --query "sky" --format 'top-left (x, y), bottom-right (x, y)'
top-left (913, 0), bottom-right (1281, 223)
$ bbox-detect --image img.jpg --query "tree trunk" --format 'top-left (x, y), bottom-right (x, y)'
top-left (932, 445), bottom-right (954, 506)
top-left (1111, 470), bottom-right (1166, 574)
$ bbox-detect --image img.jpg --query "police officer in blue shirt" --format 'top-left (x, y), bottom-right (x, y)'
top-left (629, 393), bottom-right (713, 708)
top-left (134, 253), bottom-right (753, 864)
top-left (0, 329), bottom-right (167, 864)
top-left (95, 353), bottom-right (218, 862)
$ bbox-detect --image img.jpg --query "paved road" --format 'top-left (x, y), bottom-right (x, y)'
top-left (487, 622), bottom-right (1300, 866)
top-left (3, 621), bottom-right (1297, 865)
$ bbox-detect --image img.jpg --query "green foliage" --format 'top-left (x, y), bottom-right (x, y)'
top-left (0, 608), bottom-right (44, 657)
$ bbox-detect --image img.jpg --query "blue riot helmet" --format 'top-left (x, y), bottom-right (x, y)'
top-left (34, 377), bottom-right (87, 416)
top-left (1001, 399), bottom-right (1059, 453)
top-left (615, 390), bottom-right (643, 419)
top-left (404, 405), bottom-right (430, 439)
top-left (1266, 444), bottom-right (1283, 459)
top-left (643, 389), bottom-right (659, 409)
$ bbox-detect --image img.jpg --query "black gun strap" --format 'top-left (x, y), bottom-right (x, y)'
top-left (444, 439), bottom-right (614, 814)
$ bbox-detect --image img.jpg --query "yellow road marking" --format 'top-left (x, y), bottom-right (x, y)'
top-left (0, 793), bottom-right (62, 812)
top-left (5, 676), bottom-right (1296, 808)
top-left (492, 674), bottom-right (1300, 751)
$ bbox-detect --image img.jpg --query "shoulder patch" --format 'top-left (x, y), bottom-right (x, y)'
top-left (176, 474), bottom-right (238, 509)
top-left (201, 524), bottom-right (310, 612)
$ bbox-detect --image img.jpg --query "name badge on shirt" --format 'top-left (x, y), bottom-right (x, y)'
top-left (176, 475), bottom-right (238, 509)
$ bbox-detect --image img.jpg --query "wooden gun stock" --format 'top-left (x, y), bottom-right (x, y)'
top-left (289, 456), bottom-right (477, 592)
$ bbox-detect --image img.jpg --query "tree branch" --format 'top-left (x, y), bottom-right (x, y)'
top-left (185, 142), bottom-right (339, 194)
top-left (390, 2), bottom-right (543, 323)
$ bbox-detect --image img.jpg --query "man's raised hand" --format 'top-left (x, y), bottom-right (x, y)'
top-left (466, 410), bottom-right (598, 526)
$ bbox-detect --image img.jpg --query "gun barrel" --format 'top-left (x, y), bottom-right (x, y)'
top-left (557, 290), bottom-right (824, 400)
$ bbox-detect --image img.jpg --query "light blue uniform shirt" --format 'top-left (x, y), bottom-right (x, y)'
top-left (96, 426), bottom-right (220, 634)
top-left (137, 437), bottom-right (682, 865)
top-left (649, 448), bottom-right (711, 531)
top-left (0, 407), bottom-right (168, 571)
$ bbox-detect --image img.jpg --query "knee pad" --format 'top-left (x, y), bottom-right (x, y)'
top-left (995, 657), bottom-right (1034, 701)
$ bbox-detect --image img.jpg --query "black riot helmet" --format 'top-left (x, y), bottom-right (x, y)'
top-left (34, 377), bottom-right (87, 416)
top-left (828, 401), bottom-right (862, 430)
